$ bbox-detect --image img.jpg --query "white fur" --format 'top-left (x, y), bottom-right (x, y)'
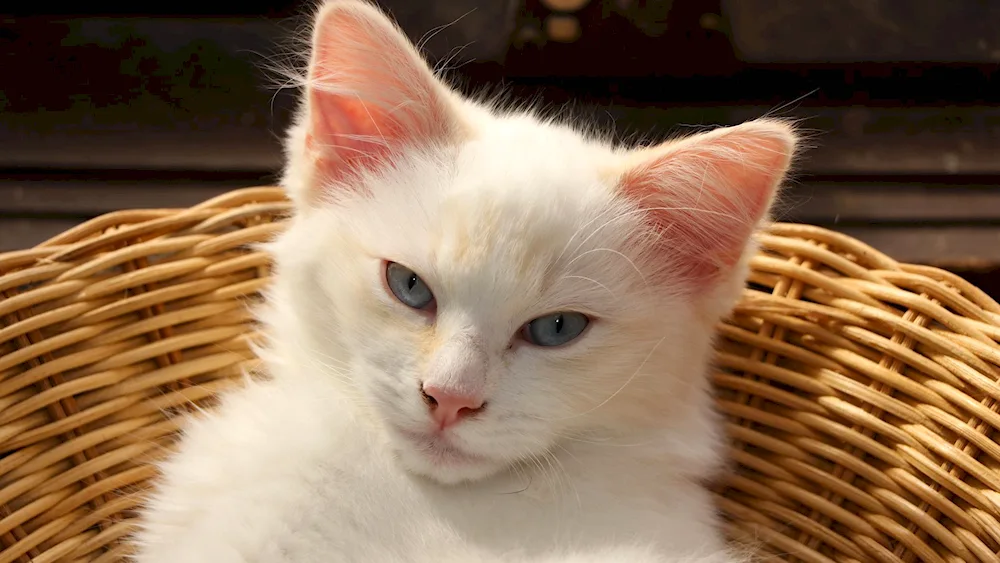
top-left (132, 1), bottom-right (795, 561)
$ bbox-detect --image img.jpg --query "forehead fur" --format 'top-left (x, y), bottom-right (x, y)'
top-left (329, 115), bottom-right (650, 318)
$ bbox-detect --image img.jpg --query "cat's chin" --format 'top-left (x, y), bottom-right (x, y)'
top-left (387, 426), bottom-right (506, 485)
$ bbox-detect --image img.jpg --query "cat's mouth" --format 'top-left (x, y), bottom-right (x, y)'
top-left (393, 426), bottom-right (485, 464)
top-left (387, 424), bottom-right (499, 481)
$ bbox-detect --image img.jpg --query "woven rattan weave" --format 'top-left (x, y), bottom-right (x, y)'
top-left (1, 187), bottom-right (999, 563)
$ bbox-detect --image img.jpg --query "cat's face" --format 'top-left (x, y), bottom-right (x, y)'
top-left (275, 0), bottom-right (796, 484)
top-left (290, 121), bottom-right (701, 483)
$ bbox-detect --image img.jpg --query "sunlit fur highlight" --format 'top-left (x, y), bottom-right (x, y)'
top-left (133, 1), bottom-right (797, 562)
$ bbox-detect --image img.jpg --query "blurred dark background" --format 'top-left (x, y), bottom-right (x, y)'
top-left (1, 0), bottom-right (999, 294)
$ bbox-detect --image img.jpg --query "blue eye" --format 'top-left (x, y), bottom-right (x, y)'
top-left (386, 262), bottom-right (435, 310)
top-left (524, 312), bottom-right (589, 347)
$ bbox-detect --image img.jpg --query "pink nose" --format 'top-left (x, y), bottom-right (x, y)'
top-left (421, 384), bottom-right (484, 430)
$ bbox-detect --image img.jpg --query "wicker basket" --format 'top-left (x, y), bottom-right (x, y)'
top-left (1, 187), bottom-right (999, 563)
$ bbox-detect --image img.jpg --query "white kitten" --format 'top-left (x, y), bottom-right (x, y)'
top-left (132, 1), bottom-right (796, 561)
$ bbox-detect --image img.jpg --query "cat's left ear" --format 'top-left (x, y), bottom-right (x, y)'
top-left (295, 0), bottom-right (463, 205)
top-left (617, 119), bottom-right (797, 291)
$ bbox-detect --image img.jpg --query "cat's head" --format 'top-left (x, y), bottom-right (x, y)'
top-left (272, 0), bottom-right (797, 484)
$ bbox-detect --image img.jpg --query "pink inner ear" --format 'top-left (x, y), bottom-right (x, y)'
top-left (620, 127), bottom-right (793, 289)
top-left (305, 3), bottom-right (454, 186)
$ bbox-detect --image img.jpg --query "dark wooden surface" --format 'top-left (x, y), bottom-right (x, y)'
top-left (1, 2), bottom-right (998, 293)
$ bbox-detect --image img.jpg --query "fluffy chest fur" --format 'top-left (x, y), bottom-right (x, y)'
top-left (135, 375), bottom-right (727, 563)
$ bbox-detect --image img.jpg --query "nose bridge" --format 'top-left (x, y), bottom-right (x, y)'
top-left (425, 326), bottom-right (488, 396)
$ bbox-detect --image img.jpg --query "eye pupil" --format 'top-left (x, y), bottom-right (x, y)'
top-left (554, 314), bottom-right (563, 333)
top-left (407, 275), bottom-right (417, 290)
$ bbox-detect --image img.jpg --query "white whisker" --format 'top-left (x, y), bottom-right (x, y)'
top-left (544, 336), bottom-right (666, 421)
top-left (558, 275), bottom-right (616, 299)
top-left (563, 247), bottom-right (647, 288)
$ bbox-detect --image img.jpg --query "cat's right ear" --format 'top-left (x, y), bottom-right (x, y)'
top-left (293, 0), bottom-right (463, 205)
top-left (616, 119), bottom-right (797, 294)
